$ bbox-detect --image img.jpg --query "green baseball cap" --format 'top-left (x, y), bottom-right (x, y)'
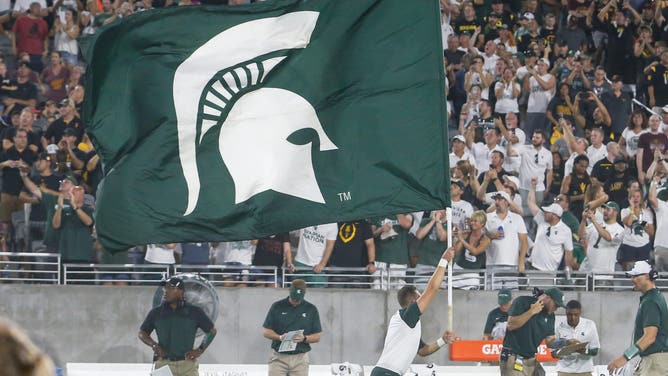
top-left (498, 289), bottom-right (512, 305)
top-left (544, 287), bottom-right (565, 308)
top-left (290, 280), bottom-right (306, 302)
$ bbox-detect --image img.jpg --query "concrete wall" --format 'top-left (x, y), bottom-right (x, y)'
top-left (0, 285), bottom-right (652, 368)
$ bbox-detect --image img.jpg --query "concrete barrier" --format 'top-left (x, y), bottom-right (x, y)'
top-left (0, 285), bottom-right (650, 368)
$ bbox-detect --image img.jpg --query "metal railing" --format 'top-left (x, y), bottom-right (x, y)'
top-left (0, 252), bottom-right (60, 284)
top-left (4, 258), bottom-right (668, 291)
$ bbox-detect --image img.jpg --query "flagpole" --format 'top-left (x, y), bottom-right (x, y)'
top-left (446, 207), bottom-right (453, 332)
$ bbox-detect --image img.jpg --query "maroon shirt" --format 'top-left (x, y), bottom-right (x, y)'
top-left (638, 132), bottom-right (668, 171)
top-left (12, 16), bottom-right (48, 55)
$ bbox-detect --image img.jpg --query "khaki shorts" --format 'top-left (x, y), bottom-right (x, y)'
top-left (0, 193), bottom-right (22, 223)
top-left (635, 352), bottom-right (668, 376)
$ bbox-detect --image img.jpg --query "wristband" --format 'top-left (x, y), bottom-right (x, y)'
top-left (438, 258), bottom-right (449, 268)
top-left (623, 343), bottom-right (640, 360)
top-left (436, 338), bottom-right (446, 348)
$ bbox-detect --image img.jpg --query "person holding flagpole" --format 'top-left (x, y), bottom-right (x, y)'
top-left (370, 247), bottom-right (457, 376)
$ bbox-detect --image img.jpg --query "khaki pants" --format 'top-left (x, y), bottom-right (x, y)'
top-left (635, 352), bottom-right (668, 375)
top-left (500, 354), bottom-right (537, 376)
top-left (154, 359), bottom-right (199, 376)
top-left (268, 351), bottom-right (309, 376)
top-left (0, 193), bottom-right (21, 223)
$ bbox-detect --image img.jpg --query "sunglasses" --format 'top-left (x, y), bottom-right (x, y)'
top-left (534, 154), bottom-right (539, 163)
top-left (546, 226), bottom-right (551, 237)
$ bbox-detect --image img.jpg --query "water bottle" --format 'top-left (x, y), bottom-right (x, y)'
top-left (497, 225), bottom-right (505, 239)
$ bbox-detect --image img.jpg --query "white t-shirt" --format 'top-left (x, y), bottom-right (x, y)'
top-left (654, 200), bottom-right (668, 249)
top-left (580, 221), bottom-right (624, 273)
top-left (375, 305), bottom-right (422, 374)
top-left (527, 74), bottom-right (555, 113)
top-left (144, 244), bottom-right (176, 264)
top-left (485, 211), bottom-right (527, 266)
top-left (586, 145), bottom-right (606, 173)
top-left (451, 199), bottom-right (474, 230)
top-left (529, 213), bottom-right (573, 271)
top-left (294, 224), bottom-right (338, 266)
top-left (408, 211), bottom-right (424, 237)
top-left (620, 207), bottom-right (653, 247)
top-left (518, 145), bottom-right (553, 191)
top-left (483, 54), bottom-right (500, 75)
top-left (555, 316), bottom-right (601, 373)
top-left (621, 128), bottom-right (648, 158)
top-left (213, 241), bottom-right (255, 265)
top-left (493, 81), bottom-right (520, 113)
top-left (471, 143), bottom-right (504, 174)
top-left (449, 150), bottom-right (477, 171)
top-left (563, 152), bottom-right (581, 176)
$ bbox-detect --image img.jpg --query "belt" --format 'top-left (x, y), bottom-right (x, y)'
top-left (158, 356), bottom-right (186, 361)
top-left (501, 348), bottom-right (536, 362)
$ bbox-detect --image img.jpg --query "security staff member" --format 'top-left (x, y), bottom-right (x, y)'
top-left (500, 287), bottom-right (567, 375)
top-left (483, 289), bottom-right (512, 340)
top-left (262, 279), bottom-right (322, 376)
top-left (139, 277), bottom-right (217, 376)
top-left (608, 261), bottom-right (668, 375)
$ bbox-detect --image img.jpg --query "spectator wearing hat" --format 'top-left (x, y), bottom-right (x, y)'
top-left (591, 141), bottom-right (621, 184)
top-left (2, 62), bottom-right (37, 116)
top-left (527, 180), bottom-right (575, 273)
top-left (637, 114), bottom-right (668, 183)
top-left (619, 189), bottom-right (655, 271)
top-left (11, 3), bottom-right (48, 73)
top-left (516, 13), bottom-right (541, 53)
top-left (51, 174), bottom-right (95, 265)
top-left (500, 287), bottom-right (567, 376)
top-left (608, 261), bottom-right (668, 375)
top-left (59, 127), bottom-right (87, 172)
top-left (577, 201), bottom-right (624, 279)
top-left (483, 288), bottom-right (512, 340)
top-left (18, 151), bottom-right (59, 249)
top-left (42, 98), bottom-right (83, 148)
top-left (600, 75), bottom-right (632, 140)
top-left (647, 49), bottom-right (668, 112)
top-left (603, 155), bottom-right (633, 207)
top-left (449, 134), bottom-right (477, 174)
top-left (649, 169), bottom-right (668, 271)
top-left (523, 57), bottom-right (556, 139)
top-left (140, 276), bottom-right (217, 376)
top-left (263, 279), bottom-right (322, 376)
top-left (485, 190), bottom-right (529, 289)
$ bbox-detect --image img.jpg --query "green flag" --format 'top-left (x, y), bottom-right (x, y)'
top-left (82, 0), bottom-right (450, 251)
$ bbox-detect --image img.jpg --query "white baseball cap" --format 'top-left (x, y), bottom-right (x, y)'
top-left (661, 105), bottom-right (668, 113)
top-left (541, 203), bottom-right (563, 217)
top-left (46, 144), bottom-right (59, 154)
top-left (491, 191), bottom-right (511, 202)
top-left (504, 176), bottom-right (520, 189)
top-left (453, 135), bottom-right (466, 143)
top-left (627, 261), bottom-right (652, 276)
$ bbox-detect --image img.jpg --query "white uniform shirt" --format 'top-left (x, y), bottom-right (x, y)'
top-left (530, 213), bottom-right (573, 271)
top-left (376, 304), bottom-right (422, 374)
top-left (620, 207), bottom-right (653, 247)
top-left (654, 200), bottom-right (668, 249)
top-left (518, 145), bottom-right (553, 191)
top-left (471, 143), bottom-right (505, 174)
top-left (485, 211), bottom-right (527, 266)
top-left (493, 81), bottom-right (520, 113)
top-left (449, 150), bottom-right (477, 171)
top-left (294, 224), bottom-right (338, 266)
top-left (213, 241), bottom-right (255, 265)
top-left (580, 221), bottom-right (624, 273)
top-left (555, 316), bottom-right (601, 373)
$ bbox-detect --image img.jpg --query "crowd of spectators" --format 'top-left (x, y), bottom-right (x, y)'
top-left (0, 0), bottom-right (667, 289)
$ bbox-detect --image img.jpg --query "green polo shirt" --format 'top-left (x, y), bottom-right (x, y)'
top-left (484, 307), bottom-right (508, 336)
top-left (373, 217), bottom-right (410, 265)
top-left (140, 302), bottom-right (214, 359)
top-left (263, 297), bottom-right (322, 354)
top-left (39, 192), bottom-right (60, 250)
top-left (635, 288), bottom-right (668, 356)
top-left (502, 296), bottom-right (555, 358)
top-left (417, 218), bottom-right (446, 267)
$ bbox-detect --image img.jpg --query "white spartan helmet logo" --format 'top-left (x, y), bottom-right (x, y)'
top-left (174, 11), bottom-right (337, 215)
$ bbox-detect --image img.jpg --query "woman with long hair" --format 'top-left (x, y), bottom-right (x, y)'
top-left (453, 160), bottom-right (477, 204)
top-left (452, 210), bottom-right (490, 290)
top-left (54, 8), bottom-right (80, 65)
top-left (619, 110), bottom-right (648, 177)
top-left (618, 189), bottom-right (655, 271)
